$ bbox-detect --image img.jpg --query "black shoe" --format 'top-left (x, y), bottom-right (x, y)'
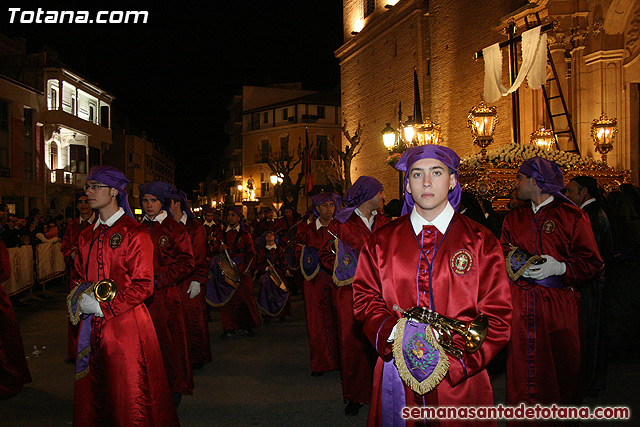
top-left (311, 371), bottom-right (324, 377)
top-left (345, 402), bottom-right (363, 416)
top-left (192, 361), bottom-right (205, 370)
top-left (242, 328), bottom-right (255, 337)
top-left (172, 392), bottom-right (182, 407)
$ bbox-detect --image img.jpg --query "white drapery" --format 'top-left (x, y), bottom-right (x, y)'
top-left (483, 26), bottom-right (548, 103)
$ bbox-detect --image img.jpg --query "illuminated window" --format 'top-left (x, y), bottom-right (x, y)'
top-left (69, 144), bottom-right (87, 174)
top-left (47, 80), bottom-right (60, 110)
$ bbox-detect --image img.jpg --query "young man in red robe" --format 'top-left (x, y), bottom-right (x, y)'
top-left (202, 206), bottom-right (221, 260)
top-left (352, 146), bottom-right (512, 426)
top-left (60, 192), bottom-right (96, 363)
top-left (168, 188), bottom-right (212, 370)
top-left (295, 193), bottom-right (341, 377)
top-left (0, 212), bottom-right (32, 399)
top-left (501, 157), bottom-right (603, 410)
top-left (319, 176), bottom-right (390, 416)
top-left (211, 206), bottom-right (261, 337)
top-left (72, 166), bottom-right (178, 426)
top-left (139, 181), bottom-right (195, 406)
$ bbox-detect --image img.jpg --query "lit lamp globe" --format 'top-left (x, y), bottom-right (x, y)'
top-left (382, 123), bottom-right (396, 151)
top-left (422, 118), bottom-right (442, 145)
top-left (467, 101), bottom-right (498, 162)
top-left (530, 126), bottom-right (556, 149)
top-left (270, 173), bottom-right (278, 185)
top-left (590, 113), bottom-right (618, 166)
top-left (403, 116), bottom-right (416, 145)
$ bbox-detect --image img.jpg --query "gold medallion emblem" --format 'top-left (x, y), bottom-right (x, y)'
top-left (159, 235), bottom-right (169, 247)
top-left (542, 220), bottom-right (556, 234)
top-left (109, 232), bottom-right (123, 249)
top-left (450, 249), bottom-right (473, 275)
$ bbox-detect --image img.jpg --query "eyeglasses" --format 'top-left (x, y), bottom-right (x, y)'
top-left (84, 184), bottom-right (110, 191)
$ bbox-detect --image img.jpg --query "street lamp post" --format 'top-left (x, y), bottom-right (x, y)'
top-left (270, 172), bottom-right (284, 213)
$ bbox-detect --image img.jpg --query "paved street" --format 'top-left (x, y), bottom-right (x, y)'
top-left (1, 278), bottom-right (637, 426)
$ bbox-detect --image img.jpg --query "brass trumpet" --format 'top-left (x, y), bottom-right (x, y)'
top-left (93, 279), bottom-right (117, 303)
top-left (394, 305), bottom-right (488, 359)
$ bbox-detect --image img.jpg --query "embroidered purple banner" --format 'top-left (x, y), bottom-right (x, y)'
top-left (205, 255), bottom-right (238, 307)
top-left (256, 272), bottom-right (289, 317)
top-left (300, 245), bottom-right (320, 280)
top-left (332, 239), bottom-right (359, 287)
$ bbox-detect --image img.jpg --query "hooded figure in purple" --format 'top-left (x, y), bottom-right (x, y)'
top-left (318, 177), bottom-right (390, 415)
top-left (352, 144), bottom-right (512, 426)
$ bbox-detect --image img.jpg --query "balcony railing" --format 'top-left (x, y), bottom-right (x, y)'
top-left (50, 169), bottom-right (75, 185)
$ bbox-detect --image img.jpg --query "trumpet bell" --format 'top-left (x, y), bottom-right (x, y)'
top-left (94, 279), bottom-right (117, 303)
top-left (464, 313), bottom-right (488, 353)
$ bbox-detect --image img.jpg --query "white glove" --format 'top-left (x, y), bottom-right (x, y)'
top-left (387, 323), bottom-right (399, 343)
top-left (187, 281), bottom-right (201, 299)
top-left (79, 293), bottom-right (104, 317)
top-left (523, 255), bottom-right (566, 280)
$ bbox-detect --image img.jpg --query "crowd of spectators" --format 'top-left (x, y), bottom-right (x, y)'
top-left (0, 205), bottom-right (68, 249)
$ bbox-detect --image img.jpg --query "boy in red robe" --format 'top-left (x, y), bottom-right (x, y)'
top-left (352, 146), bottom-right (512, 426)
top-left (168, 188), bottom-right (212, 370)
top-left (72, 166), bottom-right (178, 426)
top-left (501, 157), bottom-right (603, 410)
top-left (139, 181), bottom-right (195, 406)
top-left (319, 176), bottom-right (389, 416)
top-left (295, 193), bottom-right (341, 377)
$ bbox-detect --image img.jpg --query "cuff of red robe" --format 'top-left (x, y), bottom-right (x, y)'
top-left (446, 356), bottom-right (469, 387)
top-left (375, 317), bottom-right (396, 360)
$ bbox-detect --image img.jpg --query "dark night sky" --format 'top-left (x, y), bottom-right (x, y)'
top-left (3, 1), bottom-right (344, 193)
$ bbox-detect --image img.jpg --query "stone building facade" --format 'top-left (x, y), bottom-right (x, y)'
top-left (338, 0), bottom-right (640, 200)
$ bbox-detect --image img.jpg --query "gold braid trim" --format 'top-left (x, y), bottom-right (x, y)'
top-left (299, 245), bottom-right (320, 281)
top-left (505, 244), bottom-right (542, 281)
top-left (392, 318), bottom-right (450, 395)
top-left (332, 238), bottom-right (355, 287)
top-left (67, 282), bottom-right (94, 326)
top-left (74, 345), bottom-right (92, 381)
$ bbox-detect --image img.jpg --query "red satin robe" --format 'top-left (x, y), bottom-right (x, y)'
top-left (203, 221), bottom-right (221, 260)
top-left (142, 216), bottom-right (195, 395)
top-left (319, 211), bottom-right (390, 404)
top-left (212, 227), bottom-right (261, 331)
top-left (181, 217), bottom-right (212, 366)
top-left (353, 213), bottom-right (512, 427)
top-left (73, 215), bottom-right (179, 426)
top-left (61, 214), bottom-right (95, 360)
top-left (0, 238), bottom-right (32, 398)
top-left (296, 219), bottom-right (339, 372)
top-left (501, 199), bottom-right (603, 410)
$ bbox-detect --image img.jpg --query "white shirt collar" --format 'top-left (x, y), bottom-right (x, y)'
top-left (179, 212), bottom-right (188, 225)
top-left (203, 220), bottom-right (215, 227)
top-left (143, 210), bottom-right (167, 223)
top-left (265, 244), bottom-right (277, 250)
top-left (315, 217), bottom-right (331, 230)
top-left (355, 208), bottom-right (378, 231)
top-left (94, 208), bottom-right (125, 229)
top-left (225, 224), bottom-right (240, 232)
top-left (410, 202), bottom-right (454, 235)
top-left (80, 212), bottom-right (96, 224)
top-left (580, 198), bottom-right (596, 209)
top-left (531, 195), bottom-right (555, 214)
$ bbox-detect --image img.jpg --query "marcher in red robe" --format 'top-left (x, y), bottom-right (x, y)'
top-left (140, 181), bottom-right (195, 405)
top-left (0, 214), bottom-right (32, 399)
top-left (211, 206), bottom-right (260, 337)
top-left (255, 230), bottom-right (291, 320)
top-left (275, 201), bottom-right (304, 295)
top-left (202, 206), bottom-right (221, 260)
top-left (296, 193), bottom-right (341, 377)
top-left (168, 188), bottom-right (212, 370)
top-left (255, 208), bottom-right (278, 238)
top-left (501, 157), bottom-right (603, 412)
top-left (73, 166), bottom-right (178, 426)
top-left (319, 176), bottom-right (390, 416)
top-left (60, 192), bottom-right (96, 363)
top-left (353, 146), bottom-right (511, 427)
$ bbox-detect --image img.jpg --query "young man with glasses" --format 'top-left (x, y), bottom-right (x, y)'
top-left (72, 166), bottom-right (178, 426)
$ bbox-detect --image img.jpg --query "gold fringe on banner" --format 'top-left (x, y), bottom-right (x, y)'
top-left (392, 318), bottom-right (450, 395)
top-left (299, 245), bottom-right (320, 281)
